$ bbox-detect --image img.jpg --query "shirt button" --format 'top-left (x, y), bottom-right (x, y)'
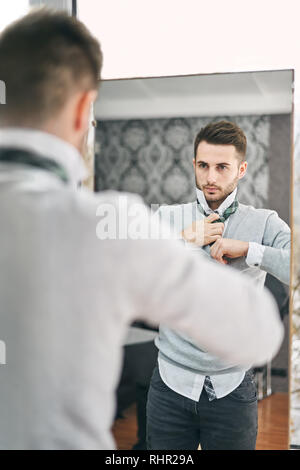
top-left (254, 263), bottom-right (259, 267)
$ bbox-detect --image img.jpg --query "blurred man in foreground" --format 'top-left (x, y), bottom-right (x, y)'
top-left (0, 10), bottom-right (283, 449)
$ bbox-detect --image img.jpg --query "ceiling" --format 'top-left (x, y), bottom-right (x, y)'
top-left (95, 70), bottom-right (293, 120)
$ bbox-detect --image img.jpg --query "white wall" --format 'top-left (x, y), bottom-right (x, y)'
top-left (0, 1), bottom-right (30, 32)
top-left (78, 0), bottom-right (300, 79)
top-left (95, 71), bottom-right (293, 119)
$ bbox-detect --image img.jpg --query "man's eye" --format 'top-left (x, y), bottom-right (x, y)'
top-left (218, 165), bottom-right (226, 170)
top-left (199, 163), bottom-right (207, 168)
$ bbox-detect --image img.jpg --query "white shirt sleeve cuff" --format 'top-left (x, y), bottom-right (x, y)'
top-left (246, 242), bottom-right (265, 267)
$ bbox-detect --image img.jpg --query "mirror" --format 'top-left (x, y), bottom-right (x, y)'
top-left (93, 70), bottom-right (293, 450)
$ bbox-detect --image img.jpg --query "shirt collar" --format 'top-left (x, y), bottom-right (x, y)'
top-left (0, 128), bottom-right (88, 187)
top-left (196, 187), bottom-right (237, 216)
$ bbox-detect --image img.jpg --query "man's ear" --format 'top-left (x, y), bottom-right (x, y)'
top-left (238, 160), bottom-right (248, 180)
top-left (193, 159), bottom-right (196, 170)
top-left (74, 89), bottom-right (98, 132)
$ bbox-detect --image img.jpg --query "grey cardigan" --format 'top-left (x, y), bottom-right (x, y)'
top-left (156, 201), bottom-right (290, 375)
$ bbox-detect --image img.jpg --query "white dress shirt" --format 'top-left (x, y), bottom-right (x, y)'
top-left (0, 129), bottom-right (283, 449)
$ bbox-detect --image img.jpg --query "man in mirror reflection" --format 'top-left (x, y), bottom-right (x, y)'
top-left (147, 121), bottom-right (290, 450)
top-left (0, 10), bottom-right (284, 449)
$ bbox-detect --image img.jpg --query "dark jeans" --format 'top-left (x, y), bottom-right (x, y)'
top-left (146, 365), bottom-right (258, 450)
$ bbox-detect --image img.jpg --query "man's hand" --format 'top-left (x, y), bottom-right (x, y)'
top-left (181, 213), bottom-right (224, 247)
top-left (210, 238), bottom-right (249, 264)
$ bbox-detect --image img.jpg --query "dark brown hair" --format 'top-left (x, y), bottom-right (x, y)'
top-left (194, 121), bottom-right (247, 162)
top-left (0, 8), bottom-right (102, 125)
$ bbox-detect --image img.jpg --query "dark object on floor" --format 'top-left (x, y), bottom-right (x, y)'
top-left (115, 333), bottom-right (158, 450)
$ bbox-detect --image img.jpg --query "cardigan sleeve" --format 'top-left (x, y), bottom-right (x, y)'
top-left (259, 212), bottom-right (290, 285)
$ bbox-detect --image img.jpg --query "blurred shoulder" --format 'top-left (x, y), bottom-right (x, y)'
top-left (73, 189), bottom-right (148, 217)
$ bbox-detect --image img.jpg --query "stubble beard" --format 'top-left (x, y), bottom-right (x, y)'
top-left (196, 174), bottom-right (239, 205)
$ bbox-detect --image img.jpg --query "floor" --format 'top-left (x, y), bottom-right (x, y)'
top-left (112, 393), bottom-right (289, 450)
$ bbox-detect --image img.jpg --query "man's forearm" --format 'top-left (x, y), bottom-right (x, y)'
top-left (260, 245), bottom-right (290, 285)
top-left (257, 213), bottom-right (291, 285)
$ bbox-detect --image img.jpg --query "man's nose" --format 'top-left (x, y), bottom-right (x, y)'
top-left (207, 169), bottom-right (217, 184)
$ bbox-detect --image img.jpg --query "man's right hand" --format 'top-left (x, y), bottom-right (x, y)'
top-left (181, 213), bottom-right (224, 247)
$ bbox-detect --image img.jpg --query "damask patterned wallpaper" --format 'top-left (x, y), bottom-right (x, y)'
top-left (95, 115), bottom-right (270, 207)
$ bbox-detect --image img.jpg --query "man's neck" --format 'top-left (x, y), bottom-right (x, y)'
top-left (196, 187), bottom-right (238, 215)
top-left (0, 127), bottom-right (87, 187)
top-left (208, 200), bottom-right (223, 211)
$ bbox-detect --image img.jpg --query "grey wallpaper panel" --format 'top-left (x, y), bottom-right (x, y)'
top-left (95, 115), bottom-right (270, 207)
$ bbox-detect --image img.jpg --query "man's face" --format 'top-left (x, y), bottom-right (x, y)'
top-left (193, 141), bottom-right (247, 208)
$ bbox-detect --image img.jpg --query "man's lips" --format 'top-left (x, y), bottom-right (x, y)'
top-left (205, 187), bottom-right (219, 191)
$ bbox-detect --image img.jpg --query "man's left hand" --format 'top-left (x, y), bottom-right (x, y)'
top-left (210, 238), bottom-right (249, 265)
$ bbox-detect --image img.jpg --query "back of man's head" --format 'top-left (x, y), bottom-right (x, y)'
top-left (0, 9), bottom-right (102, 127)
